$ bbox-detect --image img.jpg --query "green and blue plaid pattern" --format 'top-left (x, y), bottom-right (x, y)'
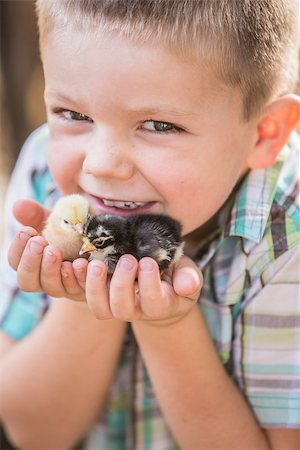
top-left (1, 126), bottom-right (299, 448)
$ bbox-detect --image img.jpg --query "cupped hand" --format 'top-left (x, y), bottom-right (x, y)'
top-left (9, 231), bottom-right (202, 320)
top-left (8, 227), bottom-right (89, 302)
top-left (9, 199), bottom-right (90, 301)
top-left (85, 254), bottom-right (202, 325)
top-left (9, 198), bottom-right (202, 320)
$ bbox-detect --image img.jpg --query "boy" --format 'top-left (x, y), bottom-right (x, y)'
top-left (0, 1), bottom-right (299, 449)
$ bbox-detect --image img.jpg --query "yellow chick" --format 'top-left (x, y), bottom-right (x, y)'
top-left (42, 194), bottom-right (92, 261)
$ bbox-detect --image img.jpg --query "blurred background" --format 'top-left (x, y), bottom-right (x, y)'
top-left (1, 3), bottom-right (44, 444)
top-left (1, 3), bottom-right (77, 448)
top-left (1, 0), bottom-right (46, 240)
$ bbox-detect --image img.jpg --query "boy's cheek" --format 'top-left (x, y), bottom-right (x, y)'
top-left (48, 146), bottom-right (81, 193)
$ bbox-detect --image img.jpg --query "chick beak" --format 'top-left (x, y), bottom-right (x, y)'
top-left (75, 223), bottom-right (84, 234)
top-left (79, 239), bottom-right (97, 255)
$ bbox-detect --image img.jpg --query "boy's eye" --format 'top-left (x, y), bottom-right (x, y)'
top-left (62, 110), bottom-right (93, 122)
top-left (142, 120), bottom-right (182, 133)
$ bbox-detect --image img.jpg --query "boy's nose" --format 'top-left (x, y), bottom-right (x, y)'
top-left (82, 134), bottom-right (134, 180)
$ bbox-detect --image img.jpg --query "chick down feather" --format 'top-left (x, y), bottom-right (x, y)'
top-left (127, 214), bottom-right (184, 271)
top-left (42, 194), bottom-right (92, 261)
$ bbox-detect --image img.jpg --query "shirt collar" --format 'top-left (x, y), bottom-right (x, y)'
top-left (224, 145), bottom-right (289, 243)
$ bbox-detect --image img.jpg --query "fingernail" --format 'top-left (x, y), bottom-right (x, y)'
top-left (139, 259), bottom-right (154, 272)
top-left (178, 269), bottom-right (201, 296)
top-left (73, 260), bottom-right (84, 273)
top-left (19, 231), bottom-right (31, 242)
top-left (91, 264), bottom-right (102, 276)
top-left (29, 240), bottom-right (44, 255)
top-left (45, 247), bottom-right (57, 263)
top-left (119, 257), bottom-right (134, 271)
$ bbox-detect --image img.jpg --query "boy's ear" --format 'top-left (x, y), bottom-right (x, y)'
top-left (246, 94), bottom-right (300, 169)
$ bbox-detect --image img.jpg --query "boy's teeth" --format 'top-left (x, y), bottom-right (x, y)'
top-left (103, 199), bottom-right (146, 209)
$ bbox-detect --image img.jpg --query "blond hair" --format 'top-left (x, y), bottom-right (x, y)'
top-left (36, 0), bottom-right (299, 120)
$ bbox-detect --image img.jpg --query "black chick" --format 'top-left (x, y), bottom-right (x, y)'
top-left (127, 214), bottom-right (184, 272)
top-left (80, 213), bottom-right (184, 274)
top-left (80, 214), bottom-right (128, 274)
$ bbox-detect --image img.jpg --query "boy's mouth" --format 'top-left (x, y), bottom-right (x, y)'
top-left (102, 199), bottom-right (148, 210)
top-left (87, 193), bottom-right (156, 215)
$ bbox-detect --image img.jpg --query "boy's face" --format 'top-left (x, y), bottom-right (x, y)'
top-left (42, 29), bottom-right (258, 236)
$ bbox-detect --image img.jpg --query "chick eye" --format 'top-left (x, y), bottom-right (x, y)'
top-left (62, 110), bottom-right (93, 122)
top-left (142, 120), bottom-right (181, 133)
top-left (63, 219), bottom-right (69, 224)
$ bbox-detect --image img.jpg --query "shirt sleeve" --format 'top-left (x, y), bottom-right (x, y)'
top-left (0, 125), bottom-right (56, 340)
top-left (234, 245), bottom-right (300, 428)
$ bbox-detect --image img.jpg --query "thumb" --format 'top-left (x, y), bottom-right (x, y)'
top-left (13, 199), bottom-right (51, 233)
top-left (172, 256), bottom-right (203, 301)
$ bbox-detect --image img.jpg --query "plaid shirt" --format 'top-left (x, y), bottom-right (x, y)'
top-left (1, 125), bottom-right (299, 449)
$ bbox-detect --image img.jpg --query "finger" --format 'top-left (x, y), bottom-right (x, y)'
top-left (61, 261), bottom-right (84, 299)
top-left (17, 236), bottom-right (48, 292)
top-left (86, 260), bottom-right (111, 319)
top-left (172, 256), bottom-right (203, 301)
top-left (8, 226), bottom-right (39, 270)
top-left (109, 255), bottom-right (138, 321)
top-left (13, 199), bottom-right (51, 233)
top-left (72, 258), bottom-right (89, 290)
top-left (138, 257), bottom-right (171, 319)
top-left (40, 245), bottom-right (66, 297)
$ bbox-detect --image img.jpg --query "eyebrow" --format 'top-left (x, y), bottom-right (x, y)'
top-left (45, 91), bottom-right (201, 119)
top-left (44, 91), bottom-right (80, 105)
top-left (127, 106), bottom-right (200, 119)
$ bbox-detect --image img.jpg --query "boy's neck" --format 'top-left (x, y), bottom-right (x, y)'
top-left (184, 172), bottom-right (248, 258)
top-left (184, 213), bottom-right (221, 258)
